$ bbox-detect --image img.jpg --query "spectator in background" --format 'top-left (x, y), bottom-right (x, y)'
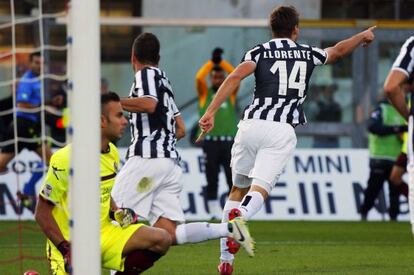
top-left (360, 96), bottom-right (407, 221)
top-left (313, 84), bottom-right (342, 148)
top-left (18, 86), bottom-right (67, 213)
top-left (0, 52), bottom-right (53, 212)
top-left (195, 48), bottom-right (239, 219)
top-left (45, 89), bottom-right (67, 147)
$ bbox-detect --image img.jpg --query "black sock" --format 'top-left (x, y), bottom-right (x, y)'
top-left (115, 250), bottom-right (162, 274)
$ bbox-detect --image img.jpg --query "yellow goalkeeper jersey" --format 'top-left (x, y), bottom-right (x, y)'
top-left (38, 142), bottom-right (120, 242)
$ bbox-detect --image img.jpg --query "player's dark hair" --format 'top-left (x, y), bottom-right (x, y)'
top-left (132, 32), bottom-right (160, 65)
top-left (269, 5), bottom-right (299, 38)
top-left (29, 52), bottom-right (41, 61)
top-left (101, 91), bottom-right (120, 114)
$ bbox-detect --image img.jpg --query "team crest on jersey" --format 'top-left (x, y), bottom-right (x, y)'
top-left (42, 183), bottom-right (53, 197)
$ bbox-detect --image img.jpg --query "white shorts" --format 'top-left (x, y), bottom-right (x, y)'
top-left (111, 156), bottom-right (185, 225)
top-left (231, 119), bottom-right (297, 189)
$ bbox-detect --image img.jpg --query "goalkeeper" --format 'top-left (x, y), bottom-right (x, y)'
top-left (34, 92), bottom-right (171, 274)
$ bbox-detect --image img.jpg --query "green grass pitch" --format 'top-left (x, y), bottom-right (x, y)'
top-left (0, 221), bottom-right (413, 274)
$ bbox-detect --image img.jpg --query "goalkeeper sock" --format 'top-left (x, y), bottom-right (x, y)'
top-left (175, 222), bottom-right (228, 244)
top-left (239, 191), bottom-right (264, 220)
top-left (115, 250), bottom-right (162, 274)
top-left (220, 200), bottom-right (240, 264)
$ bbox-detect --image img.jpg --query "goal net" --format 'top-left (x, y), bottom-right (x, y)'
top-left (0, 0), bottom-right (101, 274)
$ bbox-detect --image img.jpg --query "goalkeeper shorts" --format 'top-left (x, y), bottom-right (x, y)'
top-left (46, 222), bottom-right (144, 274)
top-left (101, 221), bottom-right (144, 271)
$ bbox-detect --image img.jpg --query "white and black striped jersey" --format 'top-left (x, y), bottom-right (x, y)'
top-left (241, 38), bottom-right (328, 125)
top-left (392, 36), bottom-right (414, 79)
top-left (392, 36), bottom-right (414, 117)
top-left (127, 67), bottom-right (180, 159)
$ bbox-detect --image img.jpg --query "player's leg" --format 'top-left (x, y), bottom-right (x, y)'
top-left (152, 214), bottom-right (254, 257)
top-left (203, 140), bottom-right (222, 219)
top-left (384, 160), bottom-right (400, 221)
top-left (149, 161), bottom-right (254, 254)
top-left (390, 153), bottom-right (408, 197)
top-left (359, 159), bottom-right (387, 220)
top-left (122, 225), bottom-right (171, 256)
top-left (238, 122), bottom-right (296, 220)
top-left (118, 225), bottom-right (171, 274)
top-left (218, 120), bottom-right (259, 274)
top-left (388, 181), bottom-right (400, 221)
top-left (102, 223), bottom-right (171, 274)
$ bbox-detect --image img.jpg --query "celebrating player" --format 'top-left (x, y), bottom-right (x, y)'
top-left (384, 36), bottom-right (414, 234)
top-left (111, 32), bottom-right (254, 258)
top-left (35, 92), bottom-right (171, 274)
top-left (198, 5), bottom-right (376, 274)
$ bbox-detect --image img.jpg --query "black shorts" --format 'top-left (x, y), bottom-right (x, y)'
top-left (1, 117), bottom-right (41, 153)
top-left (395, 152), bottom-right (407, 168)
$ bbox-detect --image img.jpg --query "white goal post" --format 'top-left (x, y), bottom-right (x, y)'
top-left (69, 0), bottom-right (101, 274)
top-left (407, 115), bottom-right (414, 236)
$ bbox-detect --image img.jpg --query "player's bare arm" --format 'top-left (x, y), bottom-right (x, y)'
top-left (34, 196), bottom-right (66, 246)
top-left (175, 115), bottom-right (186, 140)
top-left (384, 69), bottom-right (410, 120)
top-left (325, 26), bottom-right (376, 65)
top-left (120, 97), bottom-right (157, 113)
top-left (199, 61), bottom-right (256, 133)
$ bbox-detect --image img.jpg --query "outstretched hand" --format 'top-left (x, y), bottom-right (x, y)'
top-left (197, 112), bottom-right (215, 143)
top-left (361, 26), bottom-right (376, 48)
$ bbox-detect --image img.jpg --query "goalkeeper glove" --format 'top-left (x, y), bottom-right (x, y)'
top-left (57, 240), bottom-right (71, 273)
top-left (110, 208), bottom-right (138, 228)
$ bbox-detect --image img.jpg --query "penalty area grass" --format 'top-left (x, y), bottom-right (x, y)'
top-left (0, 221), bottom-right (413, 275)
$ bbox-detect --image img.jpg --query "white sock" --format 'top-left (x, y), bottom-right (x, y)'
top-left (220, 200), bottom-right (240, 264)
top-left (239, 191), bottom-right (264, 220)
top-left (207, 199), bottom-right (222, 219)
top-left (175, 222), bottom-right (228, 244)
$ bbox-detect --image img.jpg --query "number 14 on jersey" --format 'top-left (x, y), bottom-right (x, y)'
top-left (270, 60), bottom-right (307, 97)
